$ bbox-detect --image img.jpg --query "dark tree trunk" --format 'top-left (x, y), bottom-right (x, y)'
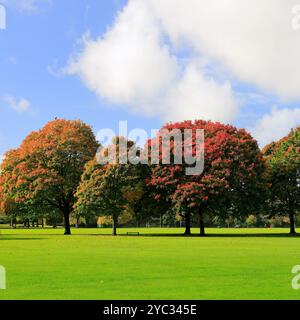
top-left (289, 212), bottom-right (296, 234)
top-left (184, 212), bottom-right (191, 235)
top-left (112, 215), bottom-right (117, 236)
top-left (199, 209), bottom-right (205, 237)
top-left (63, 210), bottom-right (71, 235)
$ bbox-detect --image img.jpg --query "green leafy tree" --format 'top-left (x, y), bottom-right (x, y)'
top-left (75, 137), bottom-right (147, 235)
top-left (245, 215), bottom-right (257, 227)
top-left (263, 128), bottom-right (300, 234)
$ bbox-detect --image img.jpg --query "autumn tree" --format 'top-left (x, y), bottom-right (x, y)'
top-left (75, 137), bottom-right (147, 235)
top-left (0, 119), bottom-right (98, 235)
top-left (148, 120), bottom-right (266, 236)
top-left (263, 128), bottom-right (300, 234)
top-left (0, 175), bottom-right (18, 226)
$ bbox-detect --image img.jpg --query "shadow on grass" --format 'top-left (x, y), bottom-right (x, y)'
top-left (0, 236), bottom-right (46, 241)
top-left (92, 232), bottom-right (300, 238)
top-left (0, 230), bottom-right (299, 239)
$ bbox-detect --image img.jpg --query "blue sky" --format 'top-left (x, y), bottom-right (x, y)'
top-left (0, 0), bottom-right (162, 156)
top-left (1, 0), bottom-right (300, 156)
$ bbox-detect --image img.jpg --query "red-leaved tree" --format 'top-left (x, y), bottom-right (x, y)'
top-left (147, 120), bottom-right (266, 236)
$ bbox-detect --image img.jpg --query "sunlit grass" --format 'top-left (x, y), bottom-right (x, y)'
top-left (0, 228), bottom-right (299, 300)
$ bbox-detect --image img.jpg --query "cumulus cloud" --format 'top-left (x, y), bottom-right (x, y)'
top-left (68, 0), bottom-right (178, 117)
top-left (67, 0), bottom-right (300, 129)
top-left (4, 96), bottom-right (31, 113)
top-left (147, 0), bottom-right (300, 101)
top-left (164, 63), bottom-right (237, 122)
top-left (251, 107), bottom-right (300, 147)
top-left (67, 0), bottom-right (238, 123)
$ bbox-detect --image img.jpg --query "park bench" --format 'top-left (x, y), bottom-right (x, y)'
top-left (126, 232), bottom-right (140, 236)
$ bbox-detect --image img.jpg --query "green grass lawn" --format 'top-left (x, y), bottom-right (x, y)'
top-left (0, 227), bottom-right (300, 300)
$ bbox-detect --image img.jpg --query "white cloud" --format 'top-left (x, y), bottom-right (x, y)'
top-left (250, 107), bottom-right (300, 147)
top-left (2, 0), bottom-right (51, 14)
top-left (68, 0), bottom-right (178, 116)
top-left (147, 0), bottom-right (300, 101)
top-left (67, 0), bottom-right (238, 123)
top-left (4, 96), bottom-right (31, 113)
top-left (67, 0), bottom-right (300, 126)
top-left (164, 63), bottom-right (237, 122)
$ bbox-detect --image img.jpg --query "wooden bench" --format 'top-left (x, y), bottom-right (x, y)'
top-left (127, 232), bottom-right (140, 236)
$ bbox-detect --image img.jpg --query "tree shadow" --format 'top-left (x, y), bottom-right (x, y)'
top-left (0, 236), bottom-right (46, 241)
top-left (0, 230), bottom-right (299, 239)
top-left (201, 233), bottom-right (300, 238)
top-left (94, 232), bottom-right (300, 238)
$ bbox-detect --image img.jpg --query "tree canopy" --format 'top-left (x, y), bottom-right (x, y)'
top-left (0, 119), bottom-right (99, 234)
top-left (147, 120), bottom-right (266, 236)
top-left (263, 127), bottom-right (300, 234)
top-left (75, 137), bottom-right (148, 235)
top-left (1, 117), bottom-right (298, 235)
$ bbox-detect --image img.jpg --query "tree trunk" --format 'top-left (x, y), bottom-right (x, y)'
top-left (199, 209), bottom-right (205, 237)
top-left (63, 211), bottom-right (71, 235)
top-left (289, 212), bottom-right (296, 234)
top-left (112, 215), bottom-right (117, 236)
top-left (184, 212), bottom-right (191, 235)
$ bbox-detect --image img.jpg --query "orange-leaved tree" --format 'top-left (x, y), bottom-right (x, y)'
top-left (0, 119), bottom-right (99, 234)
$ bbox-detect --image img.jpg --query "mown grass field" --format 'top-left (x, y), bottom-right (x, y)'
top-left (0, 228), bottom-right (299, 300)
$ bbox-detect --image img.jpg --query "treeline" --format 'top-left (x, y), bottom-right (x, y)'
top-left (0, 119), bottom-right (299, 236)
